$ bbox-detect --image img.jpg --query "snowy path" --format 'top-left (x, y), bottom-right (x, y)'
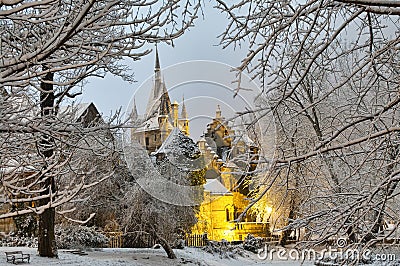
top-left (0, 247), bottom-right (315, 266)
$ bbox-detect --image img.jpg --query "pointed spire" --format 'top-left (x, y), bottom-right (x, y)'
top-left (181, 95), bottom-right (188, 119)
top-left (154, 45), bottom-right (161, 83)
top-left (159, 82), bottom-right (171, 116)
top-left (155, 45), bottom-right (160, 71)
top-left (145, 45), bottom-right (163, 116)
top-left (131, 97), bottom-right (138, 120)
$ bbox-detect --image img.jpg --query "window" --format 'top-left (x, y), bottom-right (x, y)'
top-left (145, 137), bottom-right (149, 146)
top-left (226, 208), bottom-right (230, 221)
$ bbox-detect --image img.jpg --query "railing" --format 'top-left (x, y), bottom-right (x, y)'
top-left (123, 232), bottom-right (157, 248)
top-left (185, 234), bottom-right (207, 247)
top-left (104, 232), bottom-right (209, 248)
top-left (234, 222), bottom-right (270, 238)
top-left (104, 231), bottom-right (123, 248)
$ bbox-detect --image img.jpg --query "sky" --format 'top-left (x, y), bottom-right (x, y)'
top-left (78, 3), bottom-right (253, 140)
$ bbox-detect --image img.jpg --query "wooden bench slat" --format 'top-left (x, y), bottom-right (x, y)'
top-left (5, 251), bottom-right (30, 264)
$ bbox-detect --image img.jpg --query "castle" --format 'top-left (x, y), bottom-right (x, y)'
top-left (131, 48), bottom-right (189, 154)
top-left (131, 49), bottom-right (270, 242)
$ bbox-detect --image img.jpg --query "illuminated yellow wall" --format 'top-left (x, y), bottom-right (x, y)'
top-left (178, 119), bottom-right (189, 136)
top-left (192, 191), bottom-right (236, 241)
top-left (192, 189), bottom-right (271, 241)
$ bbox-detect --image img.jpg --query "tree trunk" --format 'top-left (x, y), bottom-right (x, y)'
top-left (151, 229), bottom-right (176, 259)
top-left (346, 225), bottom-right (357, 244)
top-left (38, 70), bottom-right (57, 258)
top-left (38, 206), bottom-right (56, 257)
top-left (363, 146), bottom-right (399, 243)
top-left (279, 203), bottom-right (295, 247)
top-left (279, 135), bottom-right (300, 247)
top-left (157, 236), bottom-right (176, 259)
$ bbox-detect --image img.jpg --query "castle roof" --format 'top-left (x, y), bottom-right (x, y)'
top-left (3, 93), bottom-right (100, 126)
top-left (204, 179), bottom-right (232, 195)
top-left (134, 116), bottom-right (160, 132)
top-left (58, 102), bottom-right (101, 126)
top-left (59, 103), bottom-right (91, 120)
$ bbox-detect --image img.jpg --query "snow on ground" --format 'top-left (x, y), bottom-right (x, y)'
top-left (0, 247), bottom-right (315, 266)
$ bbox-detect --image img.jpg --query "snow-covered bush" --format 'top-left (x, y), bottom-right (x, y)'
top-left (11, 203), bottom-right (38, 237)
top-left (202, 240), bottom-right (247, 259)
top-left (243, 234), bottom-right (265, 253)
top-left (55, 225), bottom-right (109, 249)
top-left (0, 232), bottom-right (38, 247)
top-left (173, 238), bottom-right (185, 249)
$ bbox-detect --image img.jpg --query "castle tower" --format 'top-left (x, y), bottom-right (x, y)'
top-left (158, 114), bottom-right (171, 143)
top-left (198, 136), bottom-right (206, 153)
top-left (215, 105), bottom-right (222, 120)
top-left (205, 105), bottom-right (231, 160)
top-left (171, 100), bottom-right (179, 127)
top-left (132, 47), bottom-right (190, 153)
top-left (179, 96), bottom-right (190, 135)
top-left (145, 46), bottom-right (169, 118)
top-left (181, 95), bottom-right (188, 119)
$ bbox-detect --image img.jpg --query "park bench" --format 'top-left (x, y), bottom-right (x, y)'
top-left (5, 251), bottom-right (30, 264)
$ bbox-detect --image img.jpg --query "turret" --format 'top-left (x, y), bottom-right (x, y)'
top-left (216, 105), bottom-right (222, 120)
top-left (198, 136), bottom-right (206, 153)
top-left (171, 100), bottom-right (179, 127)
top-left (158, 114), bottom-right (170, 142)
top-left (181, 95), bottom-right (188, 119)
top-left (179, 96), bottom-right (190, 135)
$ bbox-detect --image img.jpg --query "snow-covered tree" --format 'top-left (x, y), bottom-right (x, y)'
top-left (216, 0), bottom-right (400, 252)
top-left (0, 91), bottom-right (117, 256)
top-left (1, 0), bottom-right (201, 257)
top-left (1, 0), bottom-right (201, 89)
top-left (64, 129), bottom-right (205, 259)
top-left (118, 130), bottom-right (205, 259)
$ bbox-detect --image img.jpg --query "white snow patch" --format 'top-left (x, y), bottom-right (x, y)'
top-left (0, 247), bottom-right (315, 265)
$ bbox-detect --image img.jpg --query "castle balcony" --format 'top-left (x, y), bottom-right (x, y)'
top-left (234, 222), bottom-right (270, 241)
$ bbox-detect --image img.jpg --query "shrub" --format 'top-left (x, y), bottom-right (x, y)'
top-left (243, 234), bottom-right (265, 253)
top-left (55, 225), bottom-right (109, 249)
top-left (0, 232), bottom-right (37, 247)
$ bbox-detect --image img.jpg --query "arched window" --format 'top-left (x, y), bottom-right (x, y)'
top-left (226, 208), bottom-right (230, 221)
